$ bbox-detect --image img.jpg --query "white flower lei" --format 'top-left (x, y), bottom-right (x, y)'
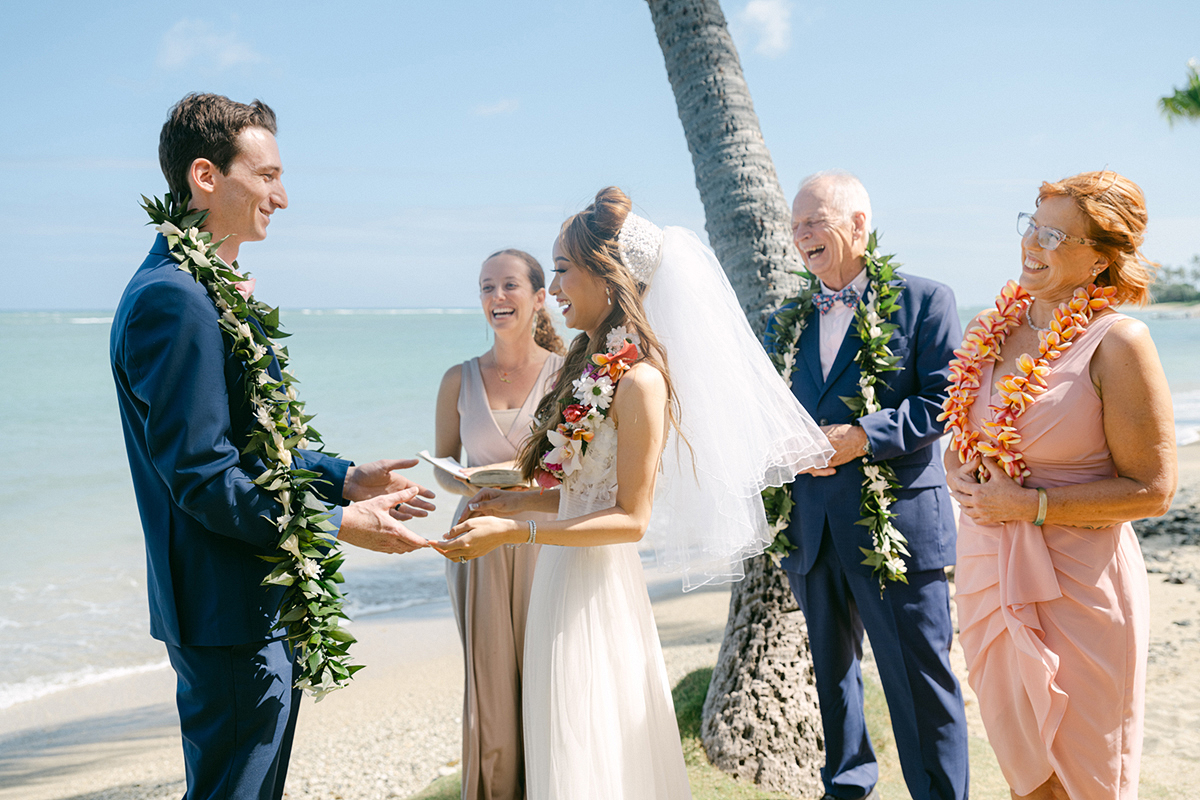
top-left (763, 232), bottom-right (910, 589)
top-left (143, 193), bottom-right (359, 698)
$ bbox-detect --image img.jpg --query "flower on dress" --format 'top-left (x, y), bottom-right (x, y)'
top-left (592, 340), bottom-right (639, 381)
top-left (573, 374), bottom-right (615, 410)
top-left (563, 403), bottom-right (590, 423)
top-left (606, 325), bottom-right (641, 351)
top-left (545, 427), bottom-right (584, 477)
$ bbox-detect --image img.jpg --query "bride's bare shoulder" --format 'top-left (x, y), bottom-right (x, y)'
top-left (610, 362), bottom-right (667, 423)
top-left (619, 361), bottom-right (666, 393)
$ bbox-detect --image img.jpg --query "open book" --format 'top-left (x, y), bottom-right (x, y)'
top-left (417, 450), bottom-right (528, 488)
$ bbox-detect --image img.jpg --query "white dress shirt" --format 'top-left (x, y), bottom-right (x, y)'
top-left (818, 268), bottom-right (869, 381)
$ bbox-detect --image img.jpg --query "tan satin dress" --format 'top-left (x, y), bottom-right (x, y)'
top-left (955, 313), bottom-right (1149, 799)
top-left (448, 354), bottom-right (562, 800)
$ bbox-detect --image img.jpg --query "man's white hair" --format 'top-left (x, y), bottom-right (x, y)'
top-left (797, 169), bottom-right (872, 233)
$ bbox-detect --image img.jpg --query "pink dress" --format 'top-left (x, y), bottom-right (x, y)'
top-left (955, 312), bottom-right (1149, 799)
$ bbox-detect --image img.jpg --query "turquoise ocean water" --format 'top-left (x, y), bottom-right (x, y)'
top-left (0, 307), bottom-right (1197, 710)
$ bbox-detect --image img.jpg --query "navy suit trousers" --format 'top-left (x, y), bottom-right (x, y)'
top-left (166, 639), bottom-right (301, 800)
top-left (786, 526), bottom-right (969, 800)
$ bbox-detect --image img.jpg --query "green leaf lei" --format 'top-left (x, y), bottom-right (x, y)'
top-left (762, 231), bottom-right (910, 590)
top-left (142, 192), bottom-right (361, 698)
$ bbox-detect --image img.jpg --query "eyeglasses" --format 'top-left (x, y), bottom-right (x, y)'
top-left (1017, 212), bottom-right (1097, 251)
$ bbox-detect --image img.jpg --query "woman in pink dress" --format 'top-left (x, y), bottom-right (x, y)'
top-left (433, 248), bottom-right (565, 800)
top-left (944, 171), bottom-right (1177, 800)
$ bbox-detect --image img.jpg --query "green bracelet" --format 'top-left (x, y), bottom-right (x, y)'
top-left (1033, 487), bottom-right (1047, 527)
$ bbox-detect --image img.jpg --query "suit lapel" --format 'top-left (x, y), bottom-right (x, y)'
top-left (800, 313), bottom-right (823, 392)
top-left (247, 317), bottom-right (284, 380)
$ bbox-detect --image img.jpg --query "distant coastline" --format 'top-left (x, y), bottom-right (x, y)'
top-left (1144, 300), bottom-right (1200, 318)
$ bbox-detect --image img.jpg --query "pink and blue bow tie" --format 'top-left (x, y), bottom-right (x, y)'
top-left (814, 286), bottom-right (860, 315)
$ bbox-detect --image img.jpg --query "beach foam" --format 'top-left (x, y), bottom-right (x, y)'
top-left (1174, 389), bottom-right (1200, 446)
top-left (0, 659), bottom-right (169, 711)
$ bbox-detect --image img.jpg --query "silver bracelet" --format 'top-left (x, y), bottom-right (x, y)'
top-left (527, 519), bottom-right (537, 545)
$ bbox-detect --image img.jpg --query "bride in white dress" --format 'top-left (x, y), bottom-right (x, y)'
top-left (433, 187), bottom-right (832, 799)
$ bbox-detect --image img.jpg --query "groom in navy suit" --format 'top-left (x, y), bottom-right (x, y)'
top-left (770, 171), bottom-right (969, 800)
top-left (111, 93), bottom-right (436, 800)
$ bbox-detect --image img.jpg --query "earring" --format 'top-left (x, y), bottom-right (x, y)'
top-left (606, 287), bottom-right (612, 306)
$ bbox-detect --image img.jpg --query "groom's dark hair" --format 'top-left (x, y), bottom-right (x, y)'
top-left (159, 93), bottom-right (278, 201)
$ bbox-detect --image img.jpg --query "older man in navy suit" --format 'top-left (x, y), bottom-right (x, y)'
top-left (770, 171), bottom-right (969, 800)
top-left (111, 93), bottom-right (436, 800)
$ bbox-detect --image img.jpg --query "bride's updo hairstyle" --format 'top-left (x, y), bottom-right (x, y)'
top-left (517, 186), bottom-right (679, 481)
top-left (1036, 171), bottom-right (1158, 305)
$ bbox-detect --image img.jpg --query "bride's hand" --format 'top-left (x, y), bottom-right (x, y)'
top-left (432, 516), bottom-right (521, 562)
top-left (459, 488), bottom-right (526, 521)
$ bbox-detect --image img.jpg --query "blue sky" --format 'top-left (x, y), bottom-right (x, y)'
top-left (1, 0), bottom-right (1197, 309)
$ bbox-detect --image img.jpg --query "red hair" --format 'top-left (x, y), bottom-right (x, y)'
top-left (1037, 171), bottom-right (1157, 305)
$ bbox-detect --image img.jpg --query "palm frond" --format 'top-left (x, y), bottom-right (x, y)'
top-left (1159, 62), bottom-right (1200, 126)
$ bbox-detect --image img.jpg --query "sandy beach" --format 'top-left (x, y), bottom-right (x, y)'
top-left (3, 444), bottom-right (1199, 800)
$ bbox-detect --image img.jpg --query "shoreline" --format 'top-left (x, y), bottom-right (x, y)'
top-left (0, 575), bottom-right (732, 800)
top-left (2, 445), bottom-right (1198, 799)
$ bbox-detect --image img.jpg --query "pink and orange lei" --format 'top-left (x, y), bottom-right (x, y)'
top-left (938, 280), bottom-right (1116, 484)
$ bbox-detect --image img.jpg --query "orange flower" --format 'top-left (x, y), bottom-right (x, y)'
top-left (592, 341), bottom-right (638, 380)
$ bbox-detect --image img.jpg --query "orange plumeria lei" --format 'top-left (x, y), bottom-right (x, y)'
top-left (938, 280), bottom-right (1116, 484)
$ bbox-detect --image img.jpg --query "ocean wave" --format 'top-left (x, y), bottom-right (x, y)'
top-left (343, 596), bottom-right (440, 619)
top-left (69, 316), bottom-right (113, 324)
top-left (294, 308), bottom-right (476, 316)
top-left (0, 659), bottom-right (169, 711)
top-left (1174, 389), bottom-right (1200, 446)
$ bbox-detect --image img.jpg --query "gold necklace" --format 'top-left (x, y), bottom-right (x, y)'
top-left (491, 353), bottom-right (532, 384)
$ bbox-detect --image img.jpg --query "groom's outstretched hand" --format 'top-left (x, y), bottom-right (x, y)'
top-left (338, 487), bottom-right (431, 554)
top-left (344, 458), bottom-right (436, 520)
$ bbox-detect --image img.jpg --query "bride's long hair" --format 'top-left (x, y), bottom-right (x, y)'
top-left (516, 187), bottom-right (680, 481)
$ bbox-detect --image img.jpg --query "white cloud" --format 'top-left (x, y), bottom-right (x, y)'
top-left (156, 19), bottom-right (267, 72)
top-left (736, 0), bottom-right (792, 58)
top-left (473, 98), bottom-right (520, 117)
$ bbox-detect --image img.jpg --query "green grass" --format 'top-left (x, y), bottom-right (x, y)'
top-left (406, 666), bottom-right (1012, 800)
top-left (861, 669), bottom-right (1008, 800)
top-left (406, 772), bottom-right (460, 800)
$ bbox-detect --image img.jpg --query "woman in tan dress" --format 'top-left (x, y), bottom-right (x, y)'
top-left (433, 249), bottom-right (564, 800)
top-left (944, 172), bottom-right (1176, 800)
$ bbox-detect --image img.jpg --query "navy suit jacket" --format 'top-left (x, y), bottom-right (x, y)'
top-left (111, 235), bottom-right (351, 647)
top-left (767, 272), bottom-right (961, 577)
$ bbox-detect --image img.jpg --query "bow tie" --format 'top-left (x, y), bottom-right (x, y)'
top-left (813, 286), bottom-right (860, 315)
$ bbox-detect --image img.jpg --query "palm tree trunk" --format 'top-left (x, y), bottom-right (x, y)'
top-left (646, 0), bottom-right (823, 794)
